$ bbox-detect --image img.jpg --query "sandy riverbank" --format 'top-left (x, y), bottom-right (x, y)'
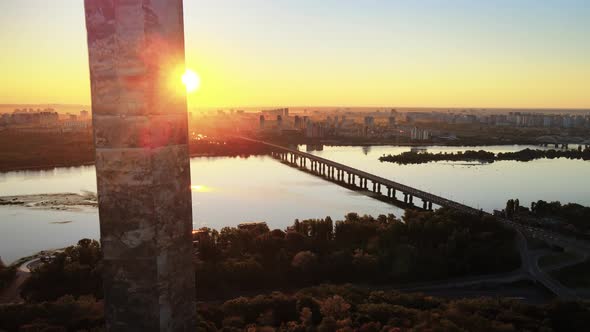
top-left (0, 192), bottom-right (97, 211)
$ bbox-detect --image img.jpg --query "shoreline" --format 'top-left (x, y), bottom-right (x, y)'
top-left (0, 142), bottom-right (552, 173)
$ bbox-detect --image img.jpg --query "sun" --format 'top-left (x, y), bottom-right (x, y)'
top-left (182, 69), bottom-right (201, 93)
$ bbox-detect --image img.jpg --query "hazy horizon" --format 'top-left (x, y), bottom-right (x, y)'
top-left (1, 103), bottom-right (589, 116)
top-left (1, 0), bottom-right (589, 109)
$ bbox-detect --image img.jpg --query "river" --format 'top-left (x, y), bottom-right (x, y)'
top-left (1, 144), bottom-right (589, 263)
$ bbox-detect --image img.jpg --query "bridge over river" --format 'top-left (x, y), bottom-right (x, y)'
top-left (238, 137), bottom-right (590, 301)
top-left (237, 136), bottom-right (590, 253)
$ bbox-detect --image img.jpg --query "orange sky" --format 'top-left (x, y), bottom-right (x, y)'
top-left (0, 1), bottom-right (589, 110)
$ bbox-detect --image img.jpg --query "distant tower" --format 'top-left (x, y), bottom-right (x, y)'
top-left (84, 0), bottom-right (196, 330)
top-left (388, 116), bottom-right (396, 128)
top-left (259, 115), bottom-right (265, 130)
top-left (277, 115), bottom-right (283, 130)
top-left (364, 116), bottom-right (375, 128)
top-left (294, 115), bottom-right (301, 129)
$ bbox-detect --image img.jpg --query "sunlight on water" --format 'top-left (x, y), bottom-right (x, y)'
top-left (1, 145), bottom-right (590, 263)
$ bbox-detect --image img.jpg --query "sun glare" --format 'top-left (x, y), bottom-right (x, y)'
top-left (191, 184), bottom-right (211, 192)
top-left (182, 69), bottom-right (201, 93)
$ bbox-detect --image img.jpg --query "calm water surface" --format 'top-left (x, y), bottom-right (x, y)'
top-left (1, 145), bottom-right (589, 263)
top-left (0, 155), bottom-right (397, 263)
top-left (307, 144), bottom-right (590, 211)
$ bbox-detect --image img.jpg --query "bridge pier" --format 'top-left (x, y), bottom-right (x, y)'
top-left (377, 183), bottom-right (381, 194)
top-left (409, 195), bottom-right (414, 205)
top-left (403, 193), bottom-right (408, 203)
top-left (428, 201), bottom-right (433, 210)
top-left (423, 200), bottom-right (427, 209)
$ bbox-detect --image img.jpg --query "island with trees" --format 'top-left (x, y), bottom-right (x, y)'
top-left (379, 147), bottom-right (590, 165)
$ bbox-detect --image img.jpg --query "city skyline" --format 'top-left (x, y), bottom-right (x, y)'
top-left (0, 0), bottom-right (589, 109)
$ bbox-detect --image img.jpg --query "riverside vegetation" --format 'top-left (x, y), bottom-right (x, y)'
top-left (504, 199), bottom-right (590, 240)
top-left (0, 130), bottom-right (269, 172)
top-left (0, 208), bottom-right (547, 330)
top-left (17, 208), bottom-right (519, 302)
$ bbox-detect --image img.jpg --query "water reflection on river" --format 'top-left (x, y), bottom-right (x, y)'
top-left (1, 145), bottom-right (589, 263)
top-left (306, 144), bottom-right (590, 211)
top-left (0, 155), bottom-right (397, 263)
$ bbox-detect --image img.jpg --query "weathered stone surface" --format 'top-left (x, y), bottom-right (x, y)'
top-left (84, 0), bottom-right (195, 331)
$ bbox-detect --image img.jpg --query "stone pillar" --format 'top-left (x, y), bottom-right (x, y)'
top-left (84, 1), bottom-right (195, 331)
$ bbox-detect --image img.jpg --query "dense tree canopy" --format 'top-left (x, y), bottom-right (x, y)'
top-left (20, 239), bottom-right (102, 302)
top-left (193, 208), bottom-right (519, 298)
top-left (2, 285), bottom-right (589, 331)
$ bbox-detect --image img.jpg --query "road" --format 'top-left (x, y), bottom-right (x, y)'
top-left (0, 258), bottom-right (38, 304)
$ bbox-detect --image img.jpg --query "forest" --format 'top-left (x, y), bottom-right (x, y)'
top-left (17, 208), bottom-right (520, 303)
top-left (505, 199), bottom-right (590, 240)
top-left (2, 284), bottom-right (589, 331)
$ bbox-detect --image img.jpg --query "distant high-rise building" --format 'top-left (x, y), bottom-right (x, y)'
top-left (388, 116), bottom-right (396, 128)
top-left (294, 115), bottom-right (301, 129)
top-left (411, 127), bottom-right (430, 141)
top-left (259, 115), bottom-right (265, 130)
top-left (277, 115), bottom-right (283, 129)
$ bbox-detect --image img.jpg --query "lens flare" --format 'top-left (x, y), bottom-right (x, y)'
top-left (182, 69), bottom-right (200, 93)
